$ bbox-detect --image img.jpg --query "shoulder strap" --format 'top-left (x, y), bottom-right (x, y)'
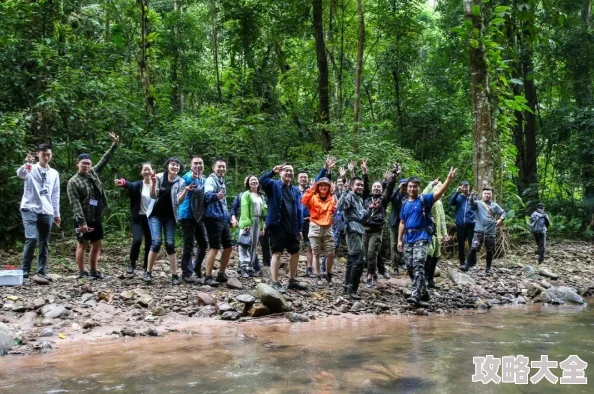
top-left (480, 201), bottom-right (494, 218)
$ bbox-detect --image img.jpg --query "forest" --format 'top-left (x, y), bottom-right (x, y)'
top-left (0, 0), bottom-right (592, 245)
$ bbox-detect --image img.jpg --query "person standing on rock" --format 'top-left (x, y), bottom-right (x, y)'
top-left (460, 186), bottom-right (506, 275)
top-left (238, 175), bottom-right (267, 277)
top-left (67, 132), bottom-right (119, 280)
top-left (114, 163), bottom-right (154, 275)
top-left (422, 180), bottom-right (448, 288)
top-left (338, 173), bottom-right (379, 300)
top-left (201, 159), bottom-right (232, 286)
top-left (259, 164), bottom-right (309, 293)
top-left (301, 177), bottom-right (336, 283)
top-left (450, 180), bottom-right (475, 268)
top-left (388, 178), bottom-right (408, 275)
top-left (397, 168), bottom-right (457, 307)
top-left (176, 155), bottom-right (208, 283)
top-left (144, 158), bottom-right (184, 285)
top-left (530, 202), bottom-right (550, 264)
top-left (18, 144), bottom-right (61, 282)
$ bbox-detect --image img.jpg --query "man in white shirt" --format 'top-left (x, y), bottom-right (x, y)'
top-left (17, 144), bottom-right (61, 280)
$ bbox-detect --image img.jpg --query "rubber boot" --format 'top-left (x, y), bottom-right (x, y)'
top-left (349, 253), bottom-right (364, 293)
top-left (485, 252), bottom-right (493, 275)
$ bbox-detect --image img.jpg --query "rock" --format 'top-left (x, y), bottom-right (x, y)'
top-left (0, 323), bottom-right (13, 356)
top-left (40, 304), bottom-right (70, 319)
top-left (256, 283), bottom-right (290, 313)
top-left (226, 277), bottom-right (243, 290)
top-left (476, 300), bottom-right (491, 310)
top-left (434, 267), bottom-right (441, 277)
top-left (235, 294), bottom-right (256, 305)
top-left (32, 275), bottom-right (50, 285)
top-left (196, 305), bottom-right (218, 318)
top-left (545, 286), bottom-right (586, 305)
top-left (217, 302), bottom-right (236, 313)
top-left (40, 318), bottom-right (53, 326)
top-left (19, 312), bottom-right (37, 331)
top-left (120, 290), bottom-right (134, 300)
top-left (150, 304), bottom-right (166, 316)
top-left (196, 292), bottom-right (216, 306)
top-left (471, 285), bottom-right (493, 299)
top-left (373, 302), bottom-right (390, 310)
top-left (221, 311), bottom-right (241, 321)
top-left (48, 274), bottom-right (62, 281)
top-left (448, 269), bottom-right (476, 286)
top-left (120, 328), bottom-right (137, 337)
top-left (403, 289), bottom-right (412, 297)
top-left (286, 312), bottom-right (310, 323)
top-left (248, 304), bottom-right (271, 317)
top-left (39, 327), bottom-right (54, 337)
top-left (538, 268), bottom-right (559, 279)
top-left (514, 296), bottom-right (526, 305)
top-left (526, 283), bottom-right (545, 298)
top-left (82, 320), bottom-right (99, 329)
top-left (523, 265), bottom-right (535, 274)
top-left (540, 280), bottom-right (552, 289)
top-left (533, 291), bottom-right (551, 303)
top-left (350, 302), bottom-right (365, 312)
top-left (144, 328), bottom-right (158, 337)
top-left (11, 302), bottom-right (27, 312)
top-left (81, 293), bottom-right (94, 303)
top-left (340, 304), bottom-right (349, 313)
top-left (33, 298), bottom-right (45, 309)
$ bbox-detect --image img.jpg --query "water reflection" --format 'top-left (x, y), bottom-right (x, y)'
top-left (0, 302), bottom-right (592, 393)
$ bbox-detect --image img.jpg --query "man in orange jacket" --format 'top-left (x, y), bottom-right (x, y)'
top-left (301, 177), bottom-right (336, 283)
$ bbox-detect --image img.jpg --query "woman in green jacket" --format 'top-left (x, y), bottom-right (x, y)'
top-left (238, 175), bottom-right (267, 277)
top-left (423, 180), bottom-right (448, 288)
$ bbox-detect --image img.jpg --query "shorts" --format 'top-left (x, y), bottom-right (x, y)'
top-left (75, 217), bottom-right (104, 243)
top-left (269, 225), bottom-right (301, 255)
top-left (301, 219), bottom-right (311, 248)
top-left (204, 218), bottom-right (232, 249)
top-left (309, 223), bottom-right (335, 253)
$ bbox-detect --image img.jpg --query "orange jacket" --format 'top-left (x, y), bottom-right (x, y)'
top-left (301, 186), bottom-right (336, 226)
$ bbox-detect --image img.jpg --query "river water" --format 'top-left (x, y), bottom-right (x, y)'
top-left (1, 301), bottom-right (592, 393)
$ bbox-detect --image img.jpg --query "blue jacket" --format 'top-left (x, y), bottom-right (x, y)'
top-left (260, 170), bottom-right (303, 234)
top-left (204, 173), bottom-right (229, 221)
top-left (298, 168), bottom-right (331, 220)
top-left (178, 171), bottom-right (205, 220)
top-left (449, 192), bottom-right (475, 225)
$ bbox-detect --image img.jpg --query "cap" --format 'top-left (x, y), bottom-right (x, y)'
top-left (460, 180), bottom-right (470, 186)
top-left (399, 178), bottom-right (408, 185)
top-left (536, 202), bottom-right (545, 209)
top-left (77, 153), bottom-right (92, 161)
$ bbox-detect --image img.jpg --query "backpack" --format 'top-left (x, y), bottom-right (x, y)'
top-left (191, 185), bottom-right (206, 223)
top-left (403, 194), bottom-right (436, 236)
top-left (333, 209), bottom-right (347, 232)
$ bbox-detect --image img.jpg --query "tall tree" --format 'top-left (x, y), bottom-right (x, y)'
top-left (313, 0), bottom-right (331, 151)
top-left (353, 0), bottom-right (365, 143)
top-left (138, 0), bottom-right (155, 120)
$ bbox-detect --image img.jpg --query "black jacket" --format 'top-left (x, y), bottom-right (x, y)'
top-left (122, 180), bottom-right (147, 221)
top-left (363, 174), bottom-right (396, 229)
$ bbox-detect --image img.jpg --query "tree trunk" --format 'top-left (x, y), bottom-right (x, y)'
top-left (464, 0), bottom-right (493, 191)
top-left (104, 0), bottom-right (111, 42)
top-left (212, 4), bottom-right (222, 102)
top-left (353, 0), bottom-right (365, 144)
top-left (313, 0), bottom-right (331, 151)
top-left (138, 0), bottom-right (155, 119)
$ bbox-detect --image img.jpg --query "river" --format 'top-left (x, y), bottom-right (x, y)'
top-left (0, 301), bottom-right (592, 393)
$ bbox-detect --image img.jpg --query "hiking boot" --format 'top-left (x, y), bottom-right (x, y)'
top-left (348, 291), bottom-right (362, 300)
top-left (459, 263), bottom-right (471, 272)
top-left (215, 272), bottom-right (228, 283)
top-left (271, 281), bottom-right (286, 293)
top-left (382, 272), bottom-right (391, 280)
top-left (172, 274), bottom-right (181, 286)
top-left (428, 281), bottom-right (441, 289)
top-left (415, 300), bottom-right (430, 308)
top-left (249, 270), bottom-right (262, 278)
top-left (77, 271), bottom-right (89, 279)
top-left (485, 267), bottom-right (493, 275)
top-left (288, 278), bottom-right (308, 291)
top-left (89, 270), bottom-right (104, 280)
top-left (305, 267), bottom-right (315, 278)
top-left (126, 261), bottom-right (136, 274)
top-left (144, 271), bottom-right (153, 284)
top-left (22, 271), bottom-right (30, 279)
top-left (365, 277), bottom-right (374, 289)
top-left (407, 296), bottom-right (419, 304)
top-left (203, 276), bottom-right (219, 287)
top-left (182, 275), bottom-right (197, 284)
top-left (325, 272), bottom-right (333, 283)
top-left (241, 270), bottom-right (250, 278)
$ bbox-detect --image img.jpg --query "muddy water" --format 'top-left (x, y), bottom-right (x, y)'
top-left (1, 302), bottom-right (593, 394)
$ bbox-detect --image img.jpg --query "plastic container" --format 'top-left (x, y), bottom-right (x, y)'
top-left (0, 269), bottom-right (24, 286)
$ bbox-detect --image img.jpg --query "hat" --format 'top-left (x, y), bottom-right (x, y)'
top-left (315, 177), bottom-right (332, 186)
top-left (407, 176), bottom-right (421, 185)
top-left (460, 180), bottom-right (470, 186)
top-left (536, 202), bottom-right (545, 209)
top-left (77, 153), bottom-right (92, 162)
top-left (399, 178), bottom-right (408, 185)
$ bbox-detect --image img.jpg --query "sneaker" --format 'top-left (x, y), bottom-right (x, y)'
top-left (182, 275), bottom-right (196, 284)
top-left (460, 263), bottom-right (471, 272)
top-left (215, 272), bottom-right (228, 283)
top-left (287, 278), bottom-right (308, 291)
top-left (126, 262), bottom-right (136, 274)
top-left (249, 270), bottom-right (262, 278)
top-left (485, 267), bottom-right (493, 275)
top-left (78, 271), bottom-right (89, 279)
top-left (172, 274), bottom-right (181, 286)
top-left (23, 271), bottom-right (30, 279)
top-left (37, 273), bottom-right (53, 282)
top-left (203, 276), bottom-right (219, 287)
top-left (89, 270), bottom-right (104, 280)
top-left (348, 291), bottom-right (362, 300)
top-left (305, 267), bottom-right (315, 278)
top-left (271, 281), bottom-right (286, 293)
top-left (144, 271), bottom-right (153, 284)
top-left (365, 277), bottom-right (374, 289)
top-left (406, 296), bottom-right (418, 304)
top-left (241, 270), bottom-right (250, 278)
top-left (382, 272), bottom-right (391, 280)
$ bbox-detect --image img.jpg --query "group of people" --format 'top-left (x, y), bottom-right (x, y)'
top-left (17, 134), bottom-right (551, 307)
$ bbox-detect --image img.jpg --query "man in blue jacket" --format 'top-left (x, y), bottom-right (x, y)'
top-left (260, 164), bottom-right (308, 293)
top-left (202, 159), bottom-right (232, 286)
top-left (449, 180), bottom-right (475, 267)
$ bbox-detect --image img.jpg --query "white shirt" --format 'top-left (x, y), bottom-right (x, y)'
top-left (17, 163), bottom-right (60, 217)
top-left (140, 182), bottom-right (151, 216)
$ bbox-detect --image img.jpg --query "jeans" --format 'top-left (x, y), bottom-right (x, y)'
top-left (149, 216), bottom-right (177, 255)
top-left (130, 215), bottom-right (151, 269)
top-left (180, 218), bottom-right (209, 277)
top-left (21, 210), bottom-right (53, 276)
top-left (456, 223), bottom-right (475, 265)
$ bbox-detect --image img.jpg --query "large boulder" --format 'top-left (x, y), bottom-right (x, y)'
top-left (40, 304), bottom-right (70, 319)
top-left (538, 268), bottom-right (559, 279)
top-left (0, 323), bottom-right (13, 356)
top-left (526, 282), bottom-right (545, 299)
top-left (545, 286), bottom-right (586, 305)
top-left (448, 269), bottom-right (476, 286)
top-left (256, 283), bottom-right (290, 313)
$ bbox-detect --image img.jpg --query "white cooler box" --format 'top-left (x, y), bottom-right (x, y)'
top-left (0, 270), bottom-right (24, 286)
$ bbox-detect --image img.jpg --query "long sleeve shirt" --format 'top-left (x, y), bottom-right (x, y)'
top-left (470, 198), bottom-right (506, 235)
top-left (449, 191), bottom-right (475, 225)
top-left (17, 163), bottom-right (60, 217)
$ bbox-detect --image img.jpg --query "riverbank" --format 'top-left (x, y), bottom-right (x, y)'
top-left (1, 239), bottom-right (592, 357)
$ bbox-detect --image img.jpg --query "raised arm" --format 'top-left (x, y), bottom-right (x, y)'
top-left (93, 132), bottom-right (120, 174)
top-left (433, 167), bottom-right (457, 202)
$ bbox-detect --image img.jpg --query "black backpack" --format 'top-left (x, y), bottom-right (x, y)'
top-left (403, 194), bottom-right (436, 236)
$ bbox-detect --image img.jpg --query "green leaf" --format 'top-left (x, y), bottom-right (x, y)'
top-left (510, 78), bottom-right (524, 85)
top-left (472, 5), bottom-right (481, 16)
